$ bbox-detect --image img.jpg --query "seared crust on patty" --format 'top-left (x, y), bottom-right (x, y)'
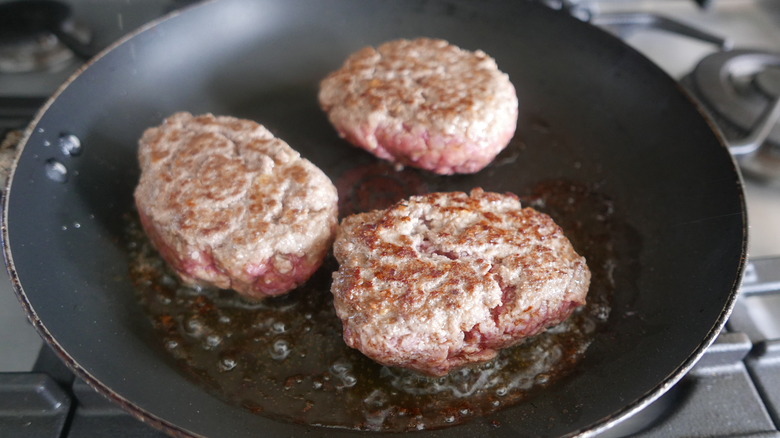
top-left (319, 38), bottom-right (518, 175)
top-left (331, 189), bottom-right (590, 376)
top-left (134, 112), bottom-right (338, 299)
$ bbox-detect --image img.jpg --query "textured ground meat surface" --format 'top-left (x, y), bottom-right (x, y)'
top-left (319, 38), bottom-right (518, 175)
top-left (134, 112), bottom-right (338, 299)
top-left (331, 189), bottom-right (590, 376)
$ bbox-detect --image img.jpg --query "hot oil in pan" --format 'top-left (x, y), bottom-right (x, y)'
top-left (127, 180), bottom-right (622, 431)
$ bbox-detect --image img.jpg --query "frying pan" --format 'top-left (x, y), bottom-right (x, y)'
top-left (2, 0), bottom-right (746, 436)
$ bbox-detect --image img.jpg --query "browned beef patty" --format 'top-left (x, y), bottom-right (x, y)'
top-left (331, 189), bottom-right (590, 376)
top-left (319, 38), bottom-right (518, 175)
top-left (134, 112), bottom-right (338, 299)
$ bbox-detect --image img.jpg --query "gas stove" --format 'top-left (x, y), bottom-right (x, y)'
top-left (0, 0), bottom-right (778, 436)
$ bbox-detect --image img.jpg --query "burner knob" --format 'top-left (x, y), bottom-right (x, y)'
top-left (756, 67), bottom-right (780, 99)
top-left (729, 96), bottom-right (780, 156)
top-left (731, 67), bottom-right (780, 156)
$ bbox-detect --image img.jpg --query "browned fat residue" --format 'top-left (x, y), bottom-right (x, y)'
top-left (127, 180), bottom-right (628, 432)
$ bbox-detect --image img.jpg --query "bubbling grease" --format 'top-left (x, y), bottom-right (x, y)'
top-left (128, 181), bottom-right (622, 432)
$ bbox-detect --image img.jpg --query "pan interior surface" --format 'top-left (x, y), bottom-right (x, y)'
top-left (3, 0), bottom-right (745, 437)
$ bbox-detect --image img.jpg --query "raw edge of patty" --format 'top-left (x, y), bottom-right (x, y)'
top-left (330, 188), bottom-right (590, 376)
top-left (134, 112), bottom-right (338, 299)
top-left (319, 38), bottom-right (519, 175)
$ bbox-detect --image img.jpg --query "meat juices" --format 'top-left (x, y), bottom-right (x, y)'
top-left (134, 112), bottom-right (338, 300)
top-left (331, 189), bottom-right (590, 376)
top-left (319, 38), bottom-right (518, 175)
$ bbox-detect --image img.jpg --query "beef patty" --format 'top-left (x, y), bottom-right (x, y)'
top-left (134, 112), bottom-right (338, 299)
top-left (331, 189), bottom-right (590, 376)
top-left (319, 38), bottom-right (518, 175)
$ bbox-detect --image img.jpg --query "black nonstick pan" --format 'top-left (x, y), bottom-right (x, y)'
top-left (2, 0), bottom-right (746, 436)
